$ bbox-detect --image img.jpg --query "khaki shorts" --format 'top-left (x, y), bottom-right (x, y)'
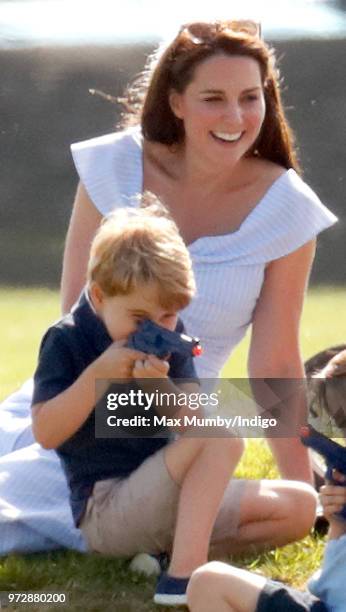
top-left (80, 447), bottom-right (245, 557)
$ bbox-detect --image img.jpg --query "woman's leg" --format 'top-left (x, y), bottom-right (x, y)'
top-left (0, 381), bottom-right (86, 555)
top-left (164, 431), bottom-right (244, 576)
top-left (210, 479), bottom-right (317, 557)
top-left (0, 380), bottom-right (35, 457)
top-left (187, 561), bottom-right (266, 612)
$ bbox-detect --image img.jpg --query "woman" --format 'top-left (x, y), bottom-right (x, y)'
top-left (0, 20), bottom-right (336, 555)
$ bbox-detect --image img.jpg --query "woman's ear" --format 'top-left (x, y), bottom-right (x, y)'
top-left (169, 90), bottom-right (184, 119)
top-left (89, 282), bottom-right (104, 311)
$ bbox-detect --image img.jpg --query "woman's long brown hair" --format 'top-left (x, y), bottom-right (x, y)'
top-left (120, 21), bottom-right (300, 172)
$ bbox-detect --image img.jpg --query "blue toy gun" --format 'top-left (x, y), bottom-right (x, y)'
top-left (301, 424), bottom-right (346, 520)
top-left (127, 319), bottom-right (202, 360)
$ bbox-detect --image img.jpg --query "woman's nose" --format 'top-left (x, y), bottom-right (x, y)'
top-left (222, 103), bottom-right (242, 124)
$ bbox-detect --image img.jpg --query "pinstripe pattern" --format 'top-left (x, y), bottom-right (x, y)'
top-left (71, 127), bottom-right (337, 378)
top-left (0, 128), bottom-right (337, 554)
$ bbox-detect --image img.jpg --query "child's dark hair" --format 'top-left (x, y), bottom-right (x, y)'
top-left (305, 345), bottom-right (346, 434)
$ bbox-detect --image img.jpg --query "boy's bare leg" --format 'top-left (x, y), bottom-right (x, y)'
top-left (209, 479), bottom-right (317, 557)
top-left (164, 430), bottom-right (244, 577)
top-left (187, 561), bottom-right (266, 612)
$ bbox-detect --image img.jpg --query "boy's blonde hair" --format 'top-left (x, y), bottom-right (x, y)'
top-left (87, 193), bottom-right (195, 309)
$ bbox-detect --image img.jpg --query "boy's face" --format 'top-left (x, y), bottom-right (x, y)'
top-left (90, 281), bottom-right (179, 342)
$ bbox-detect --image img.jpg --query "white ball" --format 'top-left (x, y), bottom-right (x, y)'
top-left (129, 553), bottom-right (161, 576)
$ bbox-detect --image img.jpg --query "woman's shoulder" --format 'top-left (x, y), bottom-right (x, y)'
top-left (218, 158), bottom-right (337, 266)
top-left (252, 157), bottom-right (287, 182)
top-left (240, 157), bottom-right (287, 204)
top-left (250, 157), bottom-right (326, 209)
top-left (254, 159), bottom-right (337, 233)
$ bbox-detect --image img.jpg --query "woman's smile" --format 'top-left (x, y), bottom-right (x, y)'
top-left (210, 130), bottom-right (244, 144)
top-left (169, 53), bottom-right (266, 168)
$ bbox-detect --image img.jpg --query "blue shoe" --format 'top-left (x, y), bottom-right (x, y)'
top-left (154, 572), bottom-right (190, 606)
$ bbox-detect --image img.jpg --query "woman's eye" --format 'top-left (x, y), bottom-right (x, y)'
top-left (204, 97), bottom-right (222, 102)
top-left (244, 94), bottom-right (259, 102)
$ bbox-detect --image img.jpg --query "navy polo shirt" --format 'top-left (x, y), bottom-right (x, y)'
top-left (32, 290), bottom-right (198, 526)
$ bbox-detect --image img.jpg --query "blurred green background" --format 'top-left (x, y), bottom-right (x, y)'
top-left (1, 286), bottom-right (345, 401)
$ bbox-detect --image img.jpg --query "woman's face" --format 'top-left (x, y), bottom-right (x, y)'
top-left (170, 53), bottom-right (266, 168)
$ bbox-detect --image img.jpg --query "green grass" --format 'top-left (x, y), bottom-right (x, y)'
top-left (222, 285), bottom-right (346, 377)
top-left (0, 288), bottom-right (60, 401)
top-left (0, 285), bottom-right (345, 611)
top-left (1, 285), bottom-right (345, 399)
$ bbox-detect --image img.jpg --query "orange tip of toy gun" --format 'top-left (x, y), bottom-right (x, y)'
top-left (300, 426), bottom-right (311, 438)
top-left (192, 344), bottom-right (203, 357)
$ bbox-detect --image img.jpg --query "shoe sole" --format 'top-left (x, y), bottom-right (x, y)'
top-left (154, 593), bottom-right (188, 606)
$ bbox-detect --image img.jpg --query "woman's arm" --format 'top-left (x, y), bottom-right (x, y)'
top-left (248, 239), bottom-right (316, 483)
top-left (60, 182), bottom-right (103, 314)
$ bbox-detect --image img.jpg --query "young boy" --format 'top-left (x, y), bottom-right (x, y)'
top-left (187, 475), bottom-right (346, 612)
top-left (31, 199), bottom-right (244, 606)
top-left (187, 351), bottom-right (346, 612)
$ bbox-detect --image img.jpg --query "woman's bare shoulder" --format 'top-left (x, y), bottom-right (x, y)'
top-left (251, 157), bottom-right (288, 183)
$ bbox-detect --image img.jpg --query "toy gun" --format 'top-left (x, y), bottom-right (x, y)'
top-left (127, 319), bottom-right (202, 360)
top-left (301, 424), bottom-right (346, 520)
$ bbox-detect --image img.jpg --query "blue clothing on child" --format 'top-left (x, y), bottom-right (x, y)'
top-left (256, 532), bottom-right (346, 611)
top-left (32, 290), bottom-right (198, 526)
top-left (308, 533), bottom-right (346, 612)
top-left (256, 580), bottom-right (328, 611)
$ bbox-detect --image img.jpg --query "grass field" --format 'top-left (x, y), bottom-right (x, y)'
top-left (0, 285), bottom-right (345, 611)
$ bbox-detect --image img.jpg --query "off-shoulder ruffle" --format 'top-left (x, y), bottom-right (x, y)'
top-left (71, 128), bottom-right (337, 265)
top-left (71, 128), bottom-right (142, 214)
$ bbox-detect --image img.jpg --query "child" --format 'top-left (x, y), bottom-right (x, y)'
top-left (31, 197), bottom-right (244, 606)
top-left (187, 476), bottom-right (346, 612)
top-left (187, 349), bottom-right (346, 612)
top-left (306, 345), bottom-right (346, 435)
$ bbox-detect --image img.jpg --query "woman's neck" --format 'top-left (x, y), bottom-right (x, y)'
top-left (152, 140), bottom-right (255, 195)
top-left (179, 147), bottom-right (260, 196)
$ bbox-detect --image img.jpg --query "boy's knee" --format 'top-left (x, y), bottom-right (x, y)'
top-left (284, 482), bottom-right (318, 539)
top-left (204, 433), bottom-right (245, 459)
top-left (295, 483), bottom-right (318, 536)
top-left (187, 562), bottom-right (226, 606)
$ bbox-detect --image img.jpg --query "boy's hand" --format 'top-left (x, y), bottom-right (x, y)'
top-left (92, 341), bottom-right (147, 380)
top-left (319, 470), bottom-right (346, 524)
top-left (133, 354), bottom-right (170, 379)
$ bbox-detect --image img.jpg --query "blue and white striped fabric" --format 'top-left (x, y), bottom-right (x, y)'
top-left (0, 380), bottom-right (86, 554)
top-left (71, 127), bottom-right (337, 378)
top-left (0, 127), bottom-right (337, 555)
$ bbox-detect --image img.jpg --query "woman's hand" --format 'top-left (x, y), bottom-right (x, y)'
top-left (133, 354), bottom-right (170, 379)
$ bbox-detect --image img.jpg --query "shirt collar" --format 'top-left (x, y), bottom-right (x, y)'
top-left (72, 288), bottom-right (113, 355)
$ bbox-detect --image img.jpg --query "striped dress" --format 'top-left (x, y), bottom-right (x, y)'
top-left (0, 127), bottom-right (337, 554)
